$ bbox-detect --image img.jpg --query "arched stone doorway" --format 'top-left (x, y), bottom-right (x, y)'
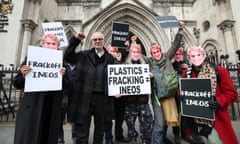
top-left (202, 39), bottom-right (222, 65)
top-left (82, 2), bottom-right (190, 56)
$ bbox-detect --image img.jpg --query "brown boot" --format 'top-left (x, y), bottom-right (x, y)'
top-left (130, 139), bottom-right (137, 144)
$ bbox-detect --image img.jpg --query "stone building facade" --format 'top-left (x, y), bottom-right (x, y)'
top-left (1, 0), bottom-right (239, 66)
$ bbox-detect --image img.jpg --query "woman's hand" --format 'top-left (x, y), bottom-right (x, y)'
top-left (60, 67), bottom-right (66, 75)
top-left (179, 21), bottom-right (185, 31)
top-left (114, 93), bottom-right (122, 98)
top-left (149, 72), bottom-right (154, 78)
top-left (20, 65), bottom-right (32, 77)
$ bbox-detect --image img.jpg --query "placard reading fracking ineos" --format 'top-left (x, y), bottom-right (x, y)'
top-left (42, 22), bottom-right (68, 48)
top-left (108, 64), bottom-right (151, 96)
top-left (111, 22), bottom-right (129, 48)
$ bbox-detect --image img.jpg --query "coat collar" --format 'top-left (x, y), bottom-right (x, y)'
top-left (87, 47), bottom-right (112, 66)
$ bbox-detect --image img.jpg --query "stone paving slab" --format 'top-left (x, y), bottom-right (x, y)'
top-left (0, 120), bottom-right (240, 144)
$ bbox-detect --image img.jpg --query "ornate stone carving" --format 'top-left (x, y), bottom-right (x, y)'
top-left (152, 0), bottom-right (195, 6)
top-left (217, 20), bottom-right (235, 32)
top-left (20, 19), bottom-right (38, 32)
top-left (193, 27), bottom-right (200, 45)
top-left (55, 0), bottom-right (100, 3)
top-left (213, 0), bottom-right (226, 5)
top-left (193, 27), bottom-right (200, 39)
top-left (29, 0), bottom-right (42, 4)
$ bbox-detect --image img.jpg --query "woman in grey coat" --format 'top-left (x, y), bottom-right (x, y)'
top-left (149, 22), bottom-right (184, 144)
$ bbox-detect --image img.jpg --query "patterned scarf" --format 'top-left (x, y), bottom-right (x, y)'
top-left (187, 62), bottom-right (217, 137)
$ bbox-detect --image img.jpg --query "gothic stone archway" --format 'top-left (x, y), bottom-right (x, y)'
top-left (82, 2), bottom-right (170, 57)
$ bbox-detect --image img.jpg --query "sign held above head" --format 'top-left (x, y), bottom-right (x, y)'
top-left (156, 16), bottom-right (179, 29)
top-left (111, 22), bottom-right (129, 48)
top-left (42, 22), bottom-right (69, 48)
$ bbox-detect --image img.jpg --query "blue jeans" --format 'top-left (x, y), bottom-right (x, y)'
top-left (152, 97), bottom-right (167, 144)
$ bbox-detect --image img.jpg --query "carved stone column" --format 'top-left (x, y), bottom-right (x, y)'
top-left (218, 20), bottom-right (236, 63)
top-left (213, 0), bottom-right (226, 5)
top-left (20, 19), bottom-right (38, 62)
top-left (193, 27), bottom-right (200, 46)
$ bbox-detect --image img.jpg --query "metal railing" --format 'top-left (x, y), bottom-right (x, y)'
top-left (0, 64), bottom-right (19, 121)
top-left (227, 64), bottom-right (240, 120)
top-left (0, 63), bottom-right (240, 121)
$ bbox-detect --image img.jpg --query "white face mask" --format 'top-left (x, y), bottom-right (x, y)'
top-left (188, 51), bottom-right (206, 66)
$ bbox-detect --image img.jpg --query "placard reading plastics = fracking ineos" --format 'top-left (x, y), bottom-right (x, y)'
top-left (108, 64), bottom-right (151, 96)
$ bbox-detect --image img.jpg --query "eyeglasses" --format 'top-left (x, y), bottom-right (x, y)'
top-left (92, 38), bottom-right (103, 41)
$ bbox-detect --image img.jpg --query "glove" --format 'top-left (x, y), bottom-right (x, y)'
top-left (208, 100), bottom-right (220, 110)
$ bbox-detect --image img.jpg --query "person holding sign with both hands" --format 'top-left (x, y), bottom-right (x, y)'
top-left (181, 46), bottom-right (238, 144)
top-left (104, 46), bottom-right (129, 144)
top-left (116, 44), bottom-right (153, 144)
top-left (13, 34), bottom-right (67, 144)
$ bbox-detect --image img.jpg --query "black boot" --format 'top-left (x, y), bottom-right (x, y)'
top-left (164, 136), bottom-right (173, 144)
top-left (174, 135), bottom-right (181, 144)
top-left (57, 137), bottom-right (65, 144)
top-left (182, 135), bottom-right (204, 144)
top-left (105, 139), bottom-right (113, 144)
top-left (173, 126), bottom-right (181, 144)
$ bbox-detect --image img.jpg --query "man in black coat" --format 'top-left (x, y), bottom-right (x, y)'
top-left (64, 32), bottom-right (115, 144)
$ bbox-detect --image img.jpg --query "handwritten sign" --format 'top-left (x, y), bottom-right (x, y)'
top-left (108, 64), bottom-right (151, 96)
top-left (180, 78), bottom-right (215, 120)
top-left (42, 22), bottom-right (68, 48)
top-left (24, 45), bottom-right (63, 92)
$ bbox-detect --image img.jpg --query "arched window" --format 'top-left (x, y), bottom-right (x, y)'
top-left (205, 44), bottom-right (218, 65)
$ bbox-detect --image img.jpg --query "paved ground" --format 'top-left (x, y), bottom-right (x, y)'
top-left (0, 119), bottom-right (240, 144)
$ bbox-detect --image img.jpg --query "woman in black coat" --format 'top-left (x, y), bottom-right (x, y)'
top-left (13, 34), bottom-right (67, 144)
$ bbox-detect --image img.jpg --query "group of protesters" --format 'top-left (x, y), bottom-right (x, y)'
top-left (13, 21), bottom-right (238, 144)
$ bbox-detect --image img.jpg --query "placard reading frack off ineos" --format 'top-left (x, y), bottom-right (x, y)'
top-left (179, 78), bottom-right (215, 120)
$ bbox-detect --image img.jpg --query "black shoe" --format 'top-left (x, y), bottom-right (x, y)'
top-left (164, 137), bottom-right (173, 144)
top-left (129, 139), bottom-right (137, 144)
top-left (57, 137), bottom-right (65, 144)
top-left (174, 135), bottom-right (181, 144)
top-left (182, 135), bottom-right (203, 144)
top-left (106, 140), bottom-right (114, 144)
top-left (116, 137), bottom-right (129, 143)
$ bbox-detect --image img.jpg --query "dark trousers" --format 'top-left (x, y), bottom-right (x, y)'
top-left (173, 93), bottom-right (180, 137)
top-left (104, 98), bottom-right (126, 140)
top-left (58, 110), bottom-right (66, 143)
top-left (40, 95), bottom-right (62, 144)
top-left (114, 98), bottom-right (126, 139)
top-left (181, 116), bottom-right (195, 137)
top-left (104, 120), bottom-right (113, 140)
top-left (74, 92), bottom-right (105, 144)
